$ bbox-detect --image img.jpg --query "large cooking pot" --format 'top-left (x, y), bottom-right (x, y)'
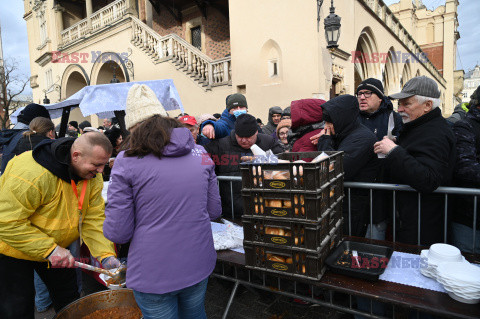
top-left (54, 289), bottom-right (141, 318)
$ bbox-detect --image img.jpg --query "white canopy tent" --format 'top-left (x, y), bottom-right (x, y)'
top-left (29, 79), bottom-right (184, 136)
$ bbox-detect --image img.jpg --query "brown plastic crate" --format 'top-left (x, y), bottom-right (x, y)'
top-left (242, 212), bottom-right (330, 252)
top-left (328, 197), bottom-right (343, 228)
top-left (244, 238), bottom-right (331, 281)
top-left (240, 151), bottom-right (343, 192)
top-left (242, 187), bottom-right (332, 221)
top-left (329, 218), bottom-right (344, 251)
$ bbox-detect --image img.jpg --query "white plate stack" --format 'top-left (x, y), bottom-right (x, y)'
top-left (436, 262), bottom-right (480, 304)
top-left (420, 244), bottom-right (465, 279)
top-left (420, 243), bottom-right (480, 304)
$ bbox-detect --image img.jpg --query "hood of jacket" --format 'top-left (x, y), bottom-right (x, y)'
top-left (32, 137), bottom-right (79, 183)
top-left (291, 99), bottom-right (326, 129)
top-left (267, 106), bottom-right (283, 126)
top-left (322, 95), bottom-right (360, 141)
top-left (163, 127), bottom-right (195, 157)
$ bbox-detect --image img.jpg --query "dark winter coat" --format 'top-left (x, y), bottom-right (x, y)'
top-left (288, 99), bottom-right (325, 152)
top-left (14, 134), bottom-right (50, 156)
top-left (205, 131), bottom-right (284, 218)
top-left (262, 106), bottom-right (283, 136)
top-left (384, 107), bottom-right (456, 246)
top-left (452, 106), bottom-right (480, 229)
top-left (359, 97), bottom-right (403, 225)
top-left (359, 97), bottom-right (403, 141)
top-left (317, 95), bottom-right (379, 236)
top-left (0, 129), bottom-right (27, 174)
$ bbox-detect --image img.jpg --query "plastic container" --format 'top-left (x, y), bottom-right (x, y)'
top-left (242, 185), bottom-right (333, 221)
top-left (240, 151), bottom-right (343, 191)
top-left (325, 240), bottom-right (394, 281)
top-left (328, 196), bottom-right (343, 228)
top-left (242, 212), bottom-right (330, 252)
top-left (244, 235), bottom-right (333, 281)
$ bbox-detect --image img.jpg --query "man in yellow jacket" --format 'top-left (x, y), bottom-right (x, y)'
top-left (0, 132), bottom-right (120, 318)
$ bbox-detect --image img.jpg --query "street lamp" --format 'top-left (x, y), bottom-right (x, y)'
top-left (43, 93), bottom-right (50, 104)
top-left (324, 0), bottom-right (341, 50)
top-left (110, 64), bottom-right (120, 84)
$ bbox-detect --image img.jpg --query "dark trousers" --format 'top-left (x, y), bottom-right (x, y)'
top-left (0, 254), bottom-right (79, 319)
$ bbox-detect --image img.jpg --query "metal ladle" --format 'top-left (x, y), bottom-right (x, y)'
top-left (74, 261), bottom-right (127, 285)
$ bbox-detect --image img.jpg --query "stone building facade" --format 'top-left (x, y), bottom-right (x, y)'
top-left (23, 0), bottom-right (461, 126)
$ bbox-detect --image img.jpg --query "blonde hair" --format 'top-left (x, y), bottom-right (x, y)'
top-left (23, 117), bottom-right (55, 137)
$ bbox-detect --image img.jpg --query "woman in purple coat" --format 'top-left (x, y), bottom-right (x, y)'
top-left (104, 115), bottom-right (222, 319)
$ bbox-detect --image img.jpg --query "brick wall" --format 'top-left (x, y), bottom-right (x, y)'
top-left (152, 7), bottom-right (184, 38)
top-left (204, 8), bottom-right (230, 60)
top-left (150, 6), bottom-right (230, 60)
top-left (420, 43), bottom-right (444, 75)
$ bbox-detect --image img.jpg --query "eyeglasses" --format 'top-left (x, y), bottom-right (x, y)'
top-left (279, 132), bottom-right (288, 137)
top-left (356, 91), bottom-right (373, 98)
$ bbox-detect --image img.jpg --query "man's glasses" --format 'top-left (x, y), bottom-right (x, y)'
top-left (356, 91), bottom-right (373, 98)
top-left (279, 132), bottom-right (288, 137)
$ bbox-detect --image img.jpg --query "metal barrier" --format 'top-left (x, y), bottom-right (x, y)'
top-left (216, 176), bottom-right (480, 254)
top-left (214, 176), bottom-right (480, 318)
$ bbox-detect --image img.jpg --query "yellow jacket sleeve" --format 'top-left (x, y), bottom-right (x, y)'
top-left (0, 171), bottom-right (57, 260)
top-left (81, 175), bottom-right (116, 261)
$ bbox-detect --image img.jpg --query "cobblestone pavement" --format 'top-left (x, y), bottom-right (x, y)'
top-left (35, 277), bottom-right (352, 319)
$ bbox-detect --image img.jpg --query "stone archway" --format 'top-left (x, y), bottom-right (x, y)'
top-left (383, 47), bottom-right (400, 96)
top-left (62, 69), bottom-right (92, 127)
top-left (400, 61), bottom-right (412, 88)
top-left (354, 27), bottom-right (381, 84)
top-left (95, 61), bottom-right (126, 85)
top-left (90, 52), bottom-right (128, 85)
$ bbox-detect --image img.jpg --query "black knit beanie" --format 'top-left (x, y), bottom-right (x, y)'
top-left (235, 114), bottom-right (258, 137)
top-left (356, 78), bottom-right (385, 98)
top-left (17, 103), bottom-right (51, 125)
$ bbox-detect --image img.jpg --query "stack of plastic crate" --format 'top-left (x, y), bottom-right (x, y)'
top-left (241, 151), bottom-right (344, 280)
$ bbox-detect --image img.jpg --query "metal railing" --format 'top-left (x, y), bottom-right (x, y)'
top-left (216, 176), bottom-right (480, 254)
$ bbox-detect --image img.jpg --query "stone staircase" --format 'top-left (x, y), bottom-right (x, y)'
top-left (130, 16), bottom-right (231, 90)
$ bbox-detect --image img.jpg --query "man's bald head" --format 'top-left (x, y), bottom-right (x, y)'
top-left (72, 132), bottom-right (113, 155)
top-left (71, 132), bottom-right (113, 180)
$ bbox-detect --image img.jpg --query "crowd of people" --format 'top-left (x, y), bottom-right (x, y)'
top-left (0, 75), bottom-right (479, 318)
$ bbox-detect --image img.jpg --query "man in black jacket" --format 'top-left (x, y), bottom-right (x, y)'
top-left (313, 95), bottom-right (379, 237)
top-left (374, 76), bottom-right (456, 246)
top-left (356, 79), bottom-right (403, 240)
top-left (205, 114), bottom-right (283, 219)
top-left (452, 85), bottom-right (480, 253)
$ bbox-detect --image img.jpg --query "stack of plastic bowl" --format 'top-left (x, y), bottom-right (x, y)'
top-left (420, 244), bottom-right (465, 279)
top-left (436, 262), bottom-right (480, 304)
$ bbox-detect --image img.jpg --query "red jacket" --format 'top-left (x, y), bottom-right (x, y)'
top-left (290, 99), bottom-right (325, 152)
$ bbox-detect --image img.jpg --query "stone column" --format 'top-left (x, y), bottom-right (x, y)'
top-left (54, 4), bottom-right (65, 46)
top-left (145, 0), bottom-right (153, 28)
top-left (126, 0), bottom-right (138, 16)
top-left (86, 0), bottom-right (93, 33)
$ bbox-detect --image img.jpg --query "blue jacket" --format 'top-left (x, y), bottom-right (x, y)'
top-left (200, 109), bottom-right (236, 140)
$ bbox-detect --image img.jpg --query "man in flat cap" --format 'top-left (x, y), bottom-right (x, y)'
top-left (374, 76), bottom-right (455, 246)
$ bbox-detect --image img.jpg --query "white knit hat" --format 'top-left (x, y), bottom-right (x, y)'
top-left (125, 84), bottom-right (167, 129)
